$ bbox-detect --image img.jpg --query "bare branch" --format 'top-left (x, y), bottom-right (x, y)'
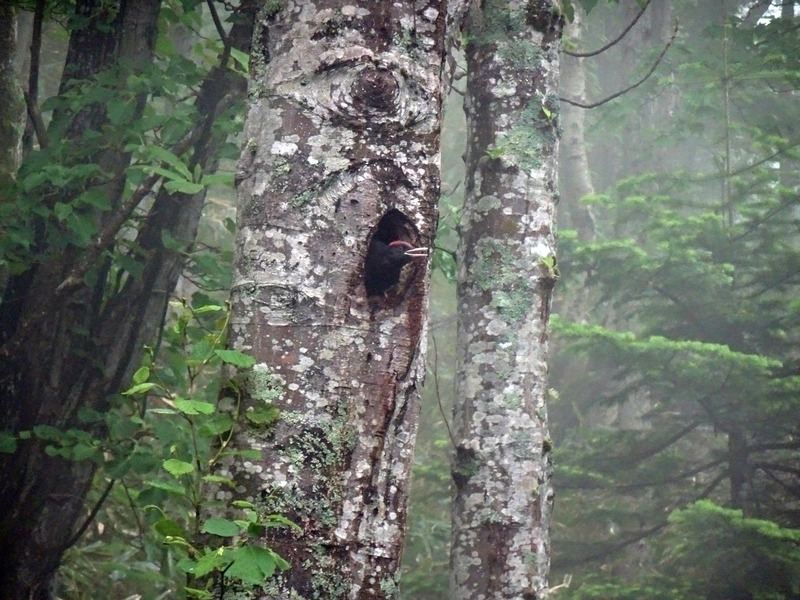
top-left (431, 334), bottom-right (457, 449)
top-left (563, 0), bottom-right (651, 58)
top-left (61, 479), bottom-right (115, 551)
top-left (206, 0), bottom-right (229, 49)
top-left (560, 21), bottom-right (678, 110)
top-left (23, 91), bottom-right (48, 149)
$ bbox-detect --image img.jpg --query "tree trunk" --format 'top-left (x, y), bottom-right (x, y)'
top-left (558, 5), bottom-right (595, 239)
top-left (450, 1), bottom-right (561, 599)
top-left (0, 5), bottom-right (24, 186)
top-left (213, 1), bottom-right (446, 597)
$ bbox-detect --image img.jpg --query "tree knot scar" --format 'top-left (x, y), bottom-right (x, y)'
top-left (353, 67), bottom-right (399, 112)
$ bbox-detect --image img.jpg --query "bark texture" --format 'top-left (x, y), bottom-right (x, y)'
top-left (450, 1), bottom-right (561, 598)
top-left (216, 1), bottom-right (446, 598)
top-left (0, 6), bottom-right (24, 185)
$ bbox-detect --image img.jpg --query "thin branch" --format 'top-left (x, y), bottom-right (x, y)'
top-left (121, 479), bottom-right (148, 546)
top-left (431, 334), bottom-right (457, 448)
top-left (55, 172), bottom-right (162, 296)
top-left (206, 0), bottom-right (229, 48)
top-left (433, 245), bottom-right (456, 260)
top-left (560, 21), bottom-right (679, 109)
top-left (23, 91), bottom-right (48, 149)
top-left (558, 469), bottom-right (726, 568)
top-left (563, 0), bottom-right (651, 58)
top-left (25, 0), bottom-right (46, 150)
top-left (61, 479), bottom-right (116, 551)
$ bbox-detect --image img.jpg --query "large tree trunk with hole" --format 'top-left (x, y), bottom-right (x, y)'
top-left (213, 1), bottom-right (446, 597)
top-left (0, 3), bottom-right (253, 596)
top-left (450, 1), bottom-right (561, 599)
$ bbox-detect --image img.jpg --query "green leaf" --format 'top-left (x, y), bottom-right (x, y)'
top-left (176, 557), bottom-right (197, 574)
top-left (225, 545), bottom-right (285, 584)
top-left (164, 179), bottom-right (205, 195)
top-left (193, 304), bottom-right (224, 314)
top-left (163, 458), bottom-right (195, 476)
top-left (0, 431), bottom-right (17, 453)
top-left (123, 382), bottom-right (157, 395)
top-left (229, 47), bottom-right (250, 73)
top-left (238, 449), bottom-right (262, 460)
top-left (74, 188), bottom-right (111, 210)
top-left (132, 366), bottom-right (150, 385)
top-left (174, 398), bottom-right (215, 415)
top-left (148, 146), bottom-right (192, 180)
top-left (200, 172), bottom-right (234, 187)
top-left (106, 98), bottom-right (136, 124)
top-left (486, 146), bottom-right (506, 159)
top-left (147, 407), bottom-right (178, 415)
top-left (153, 517), bottom-right (187, 538)
top-left (198, 414), bottom-right (234, 437)
top-left (215, 349), bottom-right (256, 368)
top-left (192, 548), bottom-right (229, 578)
top-left (145, 480), bottom-right (186, 496)
top-left (65, 212), bottom-right (98, 246)
top-left (54, 202), bottom-right (73, 221)
top-left (202, 518), bottom-right (241, 537)
top-left (264, 514), bottom-right (302, 532)
top-left (189, 338), bottom-right (215, 364)
top-left (33, 425), bottom-right (62, 440)
top-left (202, 474), bottom-right (235, 487)
top-left (245, 406), bottom-right (280, 426)
top-left (71, 443), bottom-right (99, 461)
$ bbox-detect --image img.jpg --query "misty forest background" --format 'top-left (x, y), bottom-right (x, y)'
top-left (2, 0), bottom-right (800, 598)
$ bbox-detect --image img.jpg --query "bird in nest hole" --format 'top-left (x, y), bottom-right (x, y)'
top-left (364, 239), bottom-right (428, 296)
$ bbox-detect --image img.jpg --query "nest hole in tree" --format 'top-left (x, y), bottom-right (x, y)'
top-left (363, 209), bottom-right (422, 298)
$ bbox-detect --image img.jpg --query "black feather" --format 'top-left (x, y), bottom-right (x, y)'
top-left (364, 240), bottom-right (414, 295)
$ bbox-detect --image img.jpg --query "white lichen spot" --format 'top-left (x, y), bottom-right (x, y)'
top-left (271, 140), bottom-right (298, 156)
top-left (423, 7), bottom-right (438, 20)
top-left (341, 5), bottom-right (368, 16)
top-left (486, 317), bottom-right (508, 336)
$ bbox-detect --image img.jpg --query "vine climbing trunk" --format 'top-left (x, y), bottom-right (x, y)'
top-left (450, 1), bottom-right (562, 598)
top-left (212, 1), bottom-right (447, 597)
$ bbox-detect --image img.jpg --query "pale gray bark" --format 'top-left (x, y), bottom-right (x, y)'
top-left (559, 6), bottom-right (595, 239)
top-left (0, 6), bottom-right (24, 184)
top-left (217, 2), bottom-right (447, 597)
top-left (450, 1), bottom-right (561, 599)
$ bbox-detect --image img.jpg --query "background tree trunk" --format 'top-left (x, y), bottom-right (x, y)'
top-left (558, 4), bottom-right (595, 239)
top-left (0, 6), bottom-right (24, 186)
top-left (450, 1), bottom-right (561, 598)
top-left (212, 1), bottom-right (447, 597)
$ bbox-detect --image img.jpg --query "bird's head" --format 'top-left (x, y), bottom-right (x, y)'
top-left (388, 240), bottom-right (429, 259)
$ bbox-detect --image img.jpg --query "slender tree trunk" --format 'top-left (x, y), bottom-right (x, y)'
top-left (559, 5), bottom-right (595, 239)
top-left (450, 1), bottom-right (561, 599)
top-left (0, 5), bottom-right (24, 186)
top-left (214, 1), bottom-right (447, 597)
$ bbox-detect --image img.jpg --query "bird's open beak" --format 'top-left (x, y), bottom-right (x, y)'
top-left (403, 247), bottom-right (429, 258)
